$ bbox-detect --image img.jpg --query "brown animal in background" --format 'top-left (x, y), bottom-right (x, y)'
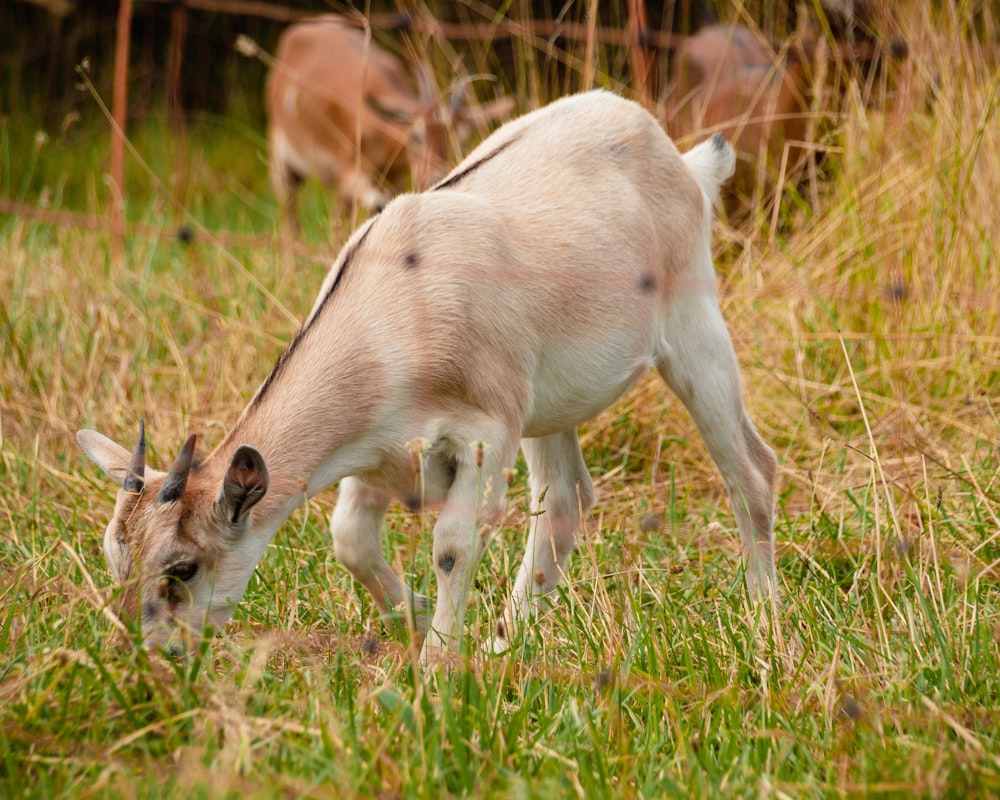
top-left (266, 15), bottom-right (513, 229)
top-left (266, 16), bottom-right (444, 227)
top-left (667, 4), bottom-right (907, 208)
top-left (668, 25), bottom-right (810, 204)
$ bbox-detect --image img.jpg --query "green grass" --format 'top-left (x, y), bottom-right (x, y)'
top-left (3, 2), bottom-right (1000, 797)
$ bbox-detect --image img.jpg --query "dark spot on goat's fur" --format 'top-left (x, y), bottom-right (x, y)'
top-left (403, 493), bottom-right (420, 511)
top-left (438, 553), bottom-right (456, 574)
top-left (404, 251), bottom-right (418, 269)
top-left (639, 273), bottom-right (656, 292)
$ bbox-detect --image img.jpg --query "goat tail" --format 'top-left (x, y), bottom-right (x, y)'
top-left (680, 134), bottom-right (736, 206)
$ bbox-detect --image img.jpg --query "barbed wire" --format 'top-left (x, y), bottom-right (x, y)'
top-left (0, 196), bottom-right (334, 266)
top-left (137, 0), bottom-right (686, 49)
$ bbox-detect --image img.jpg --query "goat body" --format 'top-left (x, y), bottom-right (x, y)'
top-left (668, 9), bottom-right (906, 205)
top-left (78, 90), bottom-right (777, 660)
top-left (667, 25), bottom-right (810, 201)
top-left (266, 15), bottom-right (444, 225)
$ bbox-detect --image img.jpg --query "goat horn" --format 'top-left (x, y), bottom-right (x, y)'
top-left (123, 419), bottom-right (146, 493)
top-left (449, 70), bottom-right (473, 113)
top-left (157, 433), bottom-right (197, 503)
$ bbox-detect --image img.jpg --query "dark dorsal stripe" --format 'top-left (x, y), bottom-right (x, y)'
top-left (252, 221), bottom-right (375, 407)
top-left (431, 135), bottom-right (520, 192)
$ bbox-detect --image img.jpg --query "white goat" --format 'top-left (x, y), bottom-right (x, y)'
top-left (78, 90), bottom-right (777, 661)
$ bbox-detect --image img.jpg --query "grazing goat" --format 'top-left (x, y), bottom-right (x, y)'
top-left (667, 7), bottom-right (906, 205)
top-left (266, 16), bottom-right (442, 225)
top-left (266, 15), bottom-right (511, 228)
top-left (78, 90), bottom-right (777, 662)
top-left (667, 24), bottom-right (810, 202)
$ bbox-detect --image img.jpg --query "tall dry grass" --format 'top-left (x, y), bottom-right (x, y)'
top-left (1, 1), bottom-right (1000, 796)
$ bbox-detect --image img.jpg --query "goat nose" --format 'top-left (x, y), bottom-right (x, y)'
top-left (164, 641), bottom-right (185, 657)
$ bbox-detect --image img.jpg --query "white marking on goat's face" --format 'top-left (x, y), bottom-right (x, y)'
top-left (80, 428), bottom-right (270, 653)
top-left (101, 475), bottom-right (243, 651)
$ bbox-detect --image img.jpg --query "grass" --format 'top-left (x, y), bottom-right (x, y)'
top-left (3, 1), bottom-right (1000, 797)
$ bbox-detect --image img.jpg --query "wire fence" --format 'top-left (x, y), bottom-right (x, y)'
top-left (7, 1), bottom-right (674, 254)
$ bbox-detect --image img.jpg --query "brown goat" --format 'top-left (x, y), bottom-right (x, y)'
top-left (667, 6), bottom-right (906, 209)
top-left (667, 25), bottom-right (810, 204)
top-left (266, 15), bottom-right (513, 229)
top-left (266, 16), bottom-right (444, 227)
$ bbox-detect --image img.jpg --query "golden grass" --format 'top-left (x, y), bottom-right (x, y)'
top-left (2, 0), bottom-right (998, 625)
top-left (1, 2), bottom-right (1000, 795)
top-left (0, 0), bottom-right (995, 608)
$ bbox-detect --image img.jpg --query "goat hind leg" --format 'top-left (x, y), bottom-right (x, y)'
top-left (656, 295), bottom-right (778, 596)
top-left (492, 430), bottom-right (595, 652)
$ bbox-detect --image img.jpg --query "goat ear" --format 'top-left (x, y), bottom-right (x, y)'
top-left (216, 445), bottom-right (269, 529)
top-left (76, 430), bottom-right (133, 484)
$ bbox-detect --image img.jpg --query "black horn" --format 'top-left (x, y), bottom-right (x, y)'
top-left (123, 419), bottom-right (146, 493)
top-left (157, 434), bottom-right (197, 503)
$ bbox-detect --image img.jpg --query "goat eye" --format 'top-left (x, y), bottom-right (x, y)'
top-left (167, 562), bottom-right (198, 583)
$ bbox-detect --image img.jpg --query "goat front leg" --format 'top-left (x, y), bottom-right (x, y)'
top-left (268, 152), bottom-right (303, 234)
top-left (332, 477), bottom-right (430, 633)
top-left (421, 427), bottom-right (518, 662)
top-left (491, 429), bottom-right (596, 653)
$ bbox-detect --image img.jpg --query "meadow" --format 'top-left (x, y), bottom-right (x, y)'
top-left (2, 2), bottom-right (999, 797)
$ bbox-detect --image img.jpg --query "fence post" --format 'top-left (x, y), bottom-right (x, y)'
top-left (628, 0), bottom-right (652, 108)
top-left (167, 0), bottom-right (189, 131)
top-left (110, 0), bottom-right (133, 263)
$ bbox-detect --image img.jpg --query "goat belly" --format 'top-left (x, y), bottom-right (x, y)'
top-left (522, 350), bottom-right (650, 437)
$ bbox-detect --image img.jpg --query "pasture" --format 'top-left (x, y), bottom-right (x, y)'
top-left (2, 1), bottom-right (999, 797)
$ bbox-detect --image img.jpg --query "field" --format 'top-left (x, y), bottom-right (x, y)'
top-left (2, 2), bottom-right (1000, 797)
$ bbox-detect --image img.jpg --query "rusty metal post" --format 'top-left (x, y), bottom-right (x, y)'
top-left (627, 0), bottom-right (652, 108)
top-left (110, 0), bottom-right (133, 262)
top-left (167, 0), bottom-right (189, 131)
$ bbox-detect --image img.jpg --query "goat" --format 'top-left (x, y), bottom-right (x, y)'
top-left (77, 90), bottom-right (777, 662)
top-left (266, 15), bottom-right (512, 228)
top-left (667, 6), bottom-right (907, 206)
top-left (667, 25), bottom-right (810, 203)
top-left (266, 15), bottom-right (442, 226)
